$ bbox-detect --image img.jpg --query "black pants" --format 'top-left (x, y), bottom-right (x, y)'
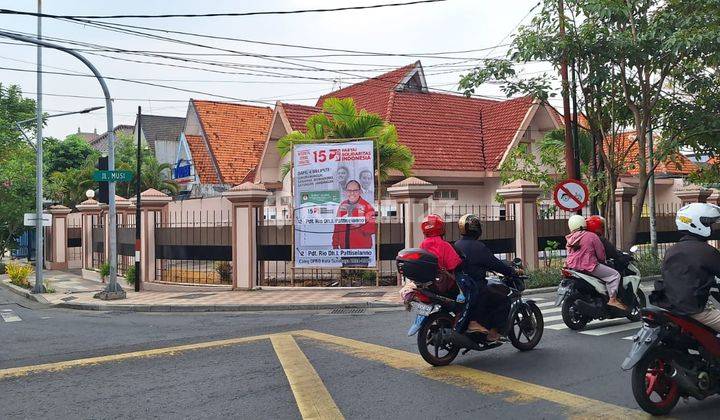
top-left (473, 289), bottom-right (511, 332)
top-left (454, 273), bottom-right (479, 333)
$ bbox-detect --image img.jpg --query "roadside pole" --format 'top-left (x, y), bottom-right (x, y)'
top-left (648, 126), bottom-right (658, 257)
top-left (32, 0), bottom-right (45, 294)
top-left (558, 0), bottom-right (578, 181)
top-left (135, 106), bottom-right (142, 292)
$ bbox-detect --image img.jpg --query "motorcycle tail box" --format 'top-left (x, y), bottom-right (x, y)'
top-left (396, 248), bottom-right (439, 285)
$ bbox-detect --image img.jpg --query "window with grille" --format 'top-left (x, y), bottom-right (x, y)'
top-left (433, 189), bottom-right (459, 200)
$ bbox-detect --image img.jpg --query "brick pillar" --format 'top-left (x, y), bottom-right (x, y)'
top-left (387, 177), bottom-right (437, 249)
top-left (46, 205), bottom-right (71, 270)
top-left (675, 185), bottom-right (712, 205)
top-left (223, 182), bottom-right (270, 290)
top-left (497, 180), bottom-right (542, 270)
top-left (76, 199), bottom-right (102, 274)
top-left (131, 189), bottom-right (171, 285)
top-left (614, 182), bottom-right (638, 248)
top-left (708, 189), bottom-right (720, 206)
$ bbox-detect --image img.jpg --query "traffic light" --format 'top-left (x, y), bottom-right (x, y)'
top-left (97, 155), bottom-right (109, 204)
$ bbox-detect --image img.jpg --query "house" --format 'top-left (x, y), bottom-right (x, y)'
top-left (73, 127), bottom-right (99, 143)
top-left (255, 61), bottom-right (564, 218)
top-left (88, 124), bottom-right (134, 153)
top-left (133, 114), bottom-right (186, 166)
top-left (174, 99), bottom-right (273, 196)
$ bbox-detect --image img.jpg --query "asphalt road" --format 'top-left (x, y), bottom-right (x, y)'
top-left (1, 286), bottom-right (719, 419)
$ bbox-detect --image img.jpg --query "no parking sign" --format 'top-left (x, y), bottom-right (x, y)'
top-left (553, 179), bottom-right (589, 212)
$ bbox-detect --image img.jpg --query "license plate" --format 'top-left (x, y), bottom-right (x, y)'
top-left (555, 286), bottom-right (570, 306)
top-left (410, 301), bottom-right (433, 316)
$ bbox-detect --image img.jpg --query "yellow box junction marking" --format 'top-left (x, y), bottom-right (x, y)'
top-left (271, 334), bottom-right (344, 420)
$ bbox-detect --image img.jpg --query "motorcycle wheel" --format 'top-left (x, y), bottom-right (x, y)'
top-left (627, 289), bottom-right (647, 322)
top-left (417, 312), bottom-right (459, 366)
top-left (508, 301), bottom-right (544, 351)
top-left (561, 295), bottom-right (589, 330)
top-left (631, 349), bottom-right (680, 416)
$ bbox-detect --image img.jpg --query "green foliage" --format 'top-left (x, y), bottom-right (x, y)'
top-left (634, 251), bottom-right (661, 277)
top-left (43, 281), bottom-right (55, 294)
top-left (124, 265), bottom-right (136, 285)
top-left (44, 134), bottom-right (99, 175)
top-left (99, 262), bottom-right (110, 279)
top-left (526, 267), bottom-right (562, 289)
top-left (542, 240), bottom-right (561, 268)
top-left (46, 155), bottom-right (97, 208)
top-left (277, 97), bottom-right (414, 182)
top-left (0, 84), bottom-right (37, 149)
top-left (0, 144), bottom-right (36, 257)
top-left (114, 133), bottom-right (179, 197)
top-left (214, 261), bottom-right (232, 283)
top-left (6, 261), bottom-right (34, 289)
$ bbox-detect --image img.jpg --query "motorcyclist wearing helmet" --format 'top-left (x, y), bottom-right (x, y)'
top-left (586, 216), bottom-right (621, 261)
top-left (566, 214), bottom-right (627, 310)
top-left (419, 214), bottom-right (462, 295)
top-left (454, 214), bottom-right (519, 341)
top-left (652, 203), bottom-right (720, 332)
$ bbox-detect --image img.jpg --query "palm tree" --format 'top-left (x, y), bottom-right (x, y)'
top-left (277, 97), bottom-right (414, 182)
top-left (139, 159), bottom-right (179, 195)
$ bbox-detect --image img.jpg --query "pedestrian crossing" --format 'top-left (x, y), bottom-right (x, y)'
top-left (533, 297), bottom-right (642, 338)
top-left (0, 309), bottom-right (22, 323)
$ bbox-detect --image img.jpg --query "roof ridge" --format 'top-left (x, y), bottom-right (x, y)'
top-left (317, 62), bottom-right (417, 104)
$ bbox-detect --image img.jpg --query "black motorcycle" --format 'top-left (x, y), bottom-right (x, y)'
top-left (397, 248), bottom-right (544, 366)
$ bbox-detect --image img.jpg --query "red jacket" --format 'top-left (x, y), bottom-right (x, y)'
top-left (332, 197), bottom-right (376, 249)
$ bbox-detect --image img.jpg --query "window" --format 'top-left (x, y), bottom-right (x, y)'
top-left (433, 189), bottom-right (458, 200)
top-left (280, 196), bottom-right (290, 206)
top-left (265, 195), bottom-right (277, 206)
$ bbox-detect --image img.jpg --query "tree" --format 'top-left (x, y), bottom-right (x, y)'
top-left (44, 134), bottom-right (99, 175)
top-left (45, 156), bottom-right (97, 208)
top-left (0, 84), bottom-right (36, 149)
top-left (276, 97), bottom-right (414, 183)
top-left (0, 144), bottom-right (35, 257)
top-left (114, 133), bottom-right (179, 196)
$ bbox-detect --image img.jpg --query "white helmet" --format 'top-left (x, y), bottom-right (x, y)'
top-left (676, 202), bottom-right (720, 238)
top-left (568, 215), bottom-right (586, 232)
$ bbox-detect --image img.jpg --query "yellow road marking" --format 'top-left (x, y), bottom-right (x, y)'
top-left (271, 334), bottom-right (344, 420)
top-left (294, 330), bottom-right (648, 419)
top-left (0, 334), bottom-right (267, 380)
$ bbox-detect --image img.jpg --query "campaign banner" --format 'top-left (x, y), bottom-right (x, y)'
top-left (293, 140), bottom-right (376, 268)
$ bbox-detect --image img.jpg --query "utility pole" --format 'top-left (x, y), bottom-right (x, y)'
top-left (559, 0), bottom-right (577, 180)
top-left (32, 0), bottom-right (45, 294)
top-left (648, 125), bottom-right (658, 257)
top-left (135, 106), bottom-right (142, 293)
top-left (570, 58), bottom-right (581, 183)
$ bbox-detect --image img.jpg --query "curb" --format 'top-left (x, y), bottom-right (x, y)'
top-left (55, 300), bottom-right (403, 312)
top-left (0, 280), bottom-right (50, 304)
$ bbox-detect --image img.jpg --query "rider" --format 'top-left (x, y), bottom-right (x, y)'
top-left (585, 216), bottom-right (621, 261)
top-left (653, 203), bottom-right (720, 332)
top-left (565, 215), bottom-right (627, 310)
top-left (454, 214), bottom-right (519, 342)
top-left (418, 214), bottom-right (481, 336)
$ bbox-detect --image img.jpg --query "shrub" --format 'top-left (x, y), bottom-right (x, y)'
top-left (125, 266), bottom-right (136, 285)
top-left (6, 261), bottom-right (34, 289)
top-left (215, 261), bottom-right (232, 283)
top-left (526, 267), bottom-right (562, 289)
top-left (43, 281), bottom-right (56, 293)
top-left (634, 252), bottom-right (661, 276)
top-left (99, 262), bottom-right (110, 279)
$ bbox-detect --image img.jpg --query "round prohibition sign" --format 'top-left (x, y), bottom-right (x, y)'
top-left (553, 179), bottom-right (589, 212)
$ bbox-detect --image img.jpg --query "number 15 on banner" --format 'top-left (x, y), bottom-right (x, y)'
top-left (312, 149), bottom-right (339, 163)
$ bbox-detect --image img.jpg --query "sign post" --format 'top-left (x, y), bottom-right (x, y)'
top-left (93, 170), bottom-right (133, 183)
top-left (24, 213), bottom-right (52, 227)
top-left (553, 179), bottom-right (589, 213)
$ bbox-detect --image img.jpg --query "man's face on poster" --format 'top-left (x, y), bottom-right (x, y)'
top-left (336, 167), bottom-right (349, 185)
top-left (359, 170), bottom-right (373, 191)
top-left (345, 181), bottom-right (362, 204)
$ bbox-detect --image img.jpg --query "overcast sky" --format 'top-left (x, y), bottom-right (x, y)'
top-left (0, 0), bottom-right (555, 139)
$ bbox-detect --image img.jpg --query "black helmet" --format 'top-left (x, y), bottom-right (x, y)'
top-left (458, 214), bottom-right (482, 237)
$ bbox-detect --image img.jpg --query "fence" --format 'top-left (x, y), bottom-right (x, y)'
top-left (91, 215), bottom-right (105, 270)
top-left (67, 216), bottom-right (82, 269)
top-left (256, 205), bottom-right (406, 287)
top-left (154, 210), bottom-right (232, 285)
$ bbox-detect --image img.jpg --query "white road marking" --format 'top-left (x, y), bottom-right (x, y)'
top-left (622, 336), bottom-right (635, 341)
top-left (536, 301), bottom-right (556, 308)
top-left (539, 307), bottom-right (562, 315)
top-left (580, 322), bottom-right (642, 336)
top-left (1, 310), bottom-right (22, 323)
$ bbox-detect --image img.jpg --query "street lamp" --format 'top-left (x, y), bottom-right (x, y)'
top-left (15, 106), bottom-right (105, 150)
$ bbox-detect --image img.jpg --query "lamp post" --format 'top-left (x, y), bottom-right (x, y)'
top-left (0, 30), bottom-right (124, 298)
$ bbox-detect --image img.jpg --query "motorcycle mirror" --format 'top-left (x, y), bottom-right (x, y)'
top-left (512, 257), bottom-right (523, 266)
top-left (629, 245), bottom-right (639, 253)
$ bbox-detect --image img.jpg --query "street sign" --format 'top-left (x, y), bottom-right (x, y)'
top-left (553, 179), bottom-right (589, 212)
top-left (24, 212), bottom-right (52, 227)
top-left (93, 170), bottom-right (133, 182)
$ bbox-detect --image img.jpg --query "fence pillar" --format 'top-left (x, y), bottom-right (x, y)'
top-left (708, 189), bottom-right (720, 206)
top-left (614, 182), bottom-right (638, 248)
top-left (387, 177), bottom-right (437, 249)
top-left (222, 182), bottom-right (270, 290)
top-left (131, 189), bottom-right (171, 285)
top-left (45, 205), bottom-right (71, 270)
top-left (675, 185), bottom-right (712, 205)
top-left (497, 180), bottom-right (542, 270)
top-left (115, 195), bottom-right (132, 224)
top-left (76, 199), bottom-right (102, 273)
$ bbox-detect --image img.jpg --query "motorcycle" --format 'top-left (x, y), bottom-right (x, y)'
top-left (621, 279), bottom-right (720, 415)
top-left (396, 248), bottom-right (544, 366)
top-left (554, 245), bottom-right (646, 330)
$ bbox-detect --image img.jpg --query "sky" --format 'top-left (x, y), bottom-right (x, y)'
top-left (0, 0), bottom-right (555, 139)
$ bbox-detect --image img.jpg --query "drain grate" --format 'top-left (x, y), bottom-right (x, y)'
top-left (328, 308), bottom-right (366, 315)
top-left (170, 293), bottom-right (216, 300)
top-left (60, 296), bottom-right (78, 302)
top-left (343, 291), bottom-right (386, 298)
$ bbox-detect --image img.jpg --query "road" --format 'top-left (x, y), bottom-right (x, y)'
top-left (1, 285), bottom-right (718, 419)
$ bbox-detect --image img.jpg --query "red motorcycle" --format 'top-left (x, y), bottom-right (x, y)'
top-left (622, 306), bottom-right (720, 415)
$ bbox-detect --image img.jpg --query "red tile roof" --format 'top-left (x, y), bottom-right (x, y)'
top-left (607, 131), bottom-right (697, 176)
top-left (192, 100), bottom-right (273, 185)
top-left (185, 134), bottom-right (217, 184)
top-left (281, 103), bottom-right (321, 132)
top-left (314, 63), bottom-right (536, 171)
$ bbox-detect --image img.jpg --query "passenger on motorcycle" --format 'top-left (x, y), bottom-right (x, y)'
top-left (586, 216), bottom-right (621, 261)
top-left (652, 203), bottom-right (720, 332)
top-left (418, 214), bottom-right (481, 335)
top-left (454, 214), bottom-right (519, 342)
top-left (565, 215), bottom-right (627, 310)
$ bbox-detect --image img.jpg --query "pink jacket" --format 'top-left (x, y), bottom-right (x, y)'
top-left (565, 230), bottom-right (606, 272)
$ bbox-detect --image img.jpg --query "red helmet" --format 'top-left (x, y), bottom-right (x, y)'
top-left (421, 214), bottom-right (446, 237)
top-left (586, 215), bottom-right (606, 235)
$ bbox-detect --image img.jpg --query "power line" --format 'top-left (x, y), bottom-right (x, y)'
top-left (0, 1), bottom-right (447, 19)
